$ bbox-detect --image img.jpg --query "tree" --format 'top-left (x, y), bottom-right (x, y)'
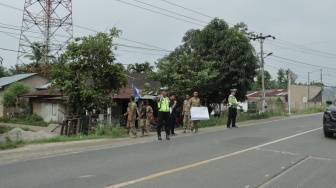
top-left (251, 70), bottom-right (273, 90)
top-left (277, 68), bottom-right (298, 89)
top-left (7, 64), bottom-right (30, 75)
top-left (0, 66), bottom-right (10, 77)
top-left (153, 18), bottom-right (258, 103)
top-left (2, 82), bottom-right (31, 111)
top-left (127, 62), bottom-right (154, 73)
top-left (23, 42), bottom-right (56, 76)
top-left (152, 52), bottom-right (219, 103)
top-left (49, 28), bottom-right (128, 115)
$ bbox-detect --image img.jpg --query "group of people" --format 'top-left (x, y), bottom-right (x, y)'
top-left (124, 87), bottom-right (240, 141)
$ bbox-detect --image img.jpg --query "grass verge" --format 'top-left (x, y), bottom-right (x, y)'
top-left (199, 110), bottom-right (285, 128)
top-left (0, 125), bottom-right (128, 150)
top-left (0, 114), bottom-right (50, 127)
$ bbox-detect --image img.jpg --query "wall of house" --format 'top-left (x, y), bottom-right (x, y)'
top-left (39, 101), bottom-right (66, 122)
top-left (290, 85), bottom-right (321, 110)
top-left (0, 75), bottom-right (50, 117)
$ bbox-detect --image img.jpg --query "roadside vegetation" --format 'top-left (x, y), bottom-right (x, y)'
top-left (0, 125), bottom-right (127, 150)
top-left (0, 114), bottom-right (49, 127)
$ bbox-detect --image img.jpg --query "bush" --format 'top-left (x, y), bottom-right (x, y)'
top-left (7, 114), bottom-right (48, 127)
top-left (0, 125), bottom-right (13, 134)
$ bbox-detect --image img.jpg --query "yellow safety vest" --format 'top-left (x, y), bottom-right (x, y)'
top-left (229, 94), bottom-right (238, 107)
top-left (158, 97), bottom-right (170, 112)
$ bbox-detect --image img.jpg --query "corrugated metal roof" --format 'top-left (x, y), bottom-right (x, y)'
top-left (0, 73), bottom-right (37, 88)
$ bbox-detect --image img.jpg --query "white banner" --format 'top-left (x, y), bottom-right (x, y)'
top-left (190, 107), bottom-right (210, 120)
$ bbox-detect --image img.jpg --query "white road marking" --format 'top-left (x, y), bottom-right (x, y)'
top-left (255, 148), bottom-right (300, 156)
top-left (106, 127), bottom-right (321, 188)
top-left (79, 175), bottom-right (94, 179)
top-left (265, 174), bottom-right (270, 177)
top-left (245, 185), bottom-right (250, 188)
top-left (281, 167), bottom-right (285, 169)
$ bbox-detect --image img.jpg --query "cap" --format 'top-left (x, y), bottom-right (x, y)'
top-left (160, 87), bottom-right (168, 91)
top-left (230, 89), bottom-right (237, 92)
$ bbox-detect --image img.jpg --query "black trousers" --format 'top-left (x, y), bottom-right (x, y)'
top-left (158, 111), bottom-right (170, 137)
top-left (227, 107), bottom-right (237, 127)
top-left (169, 114), bottom-right (176, 134)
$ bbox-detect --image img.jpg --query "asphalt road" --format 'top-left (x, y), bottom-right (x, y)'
top-left (0, 113), bottom-right (335, 188)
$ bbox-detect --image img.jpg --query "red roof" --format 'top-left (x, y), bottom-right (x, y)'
top-left (246, 89), bottom-right (288, 99)
top-left (20, 89), bottom-right (62, 98)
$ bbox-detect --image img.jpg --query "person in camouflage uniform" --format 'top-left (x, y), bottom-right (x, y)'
top-left (138, 100), bottom-right (147, 137)
top-left (190, 91), bottom-right (201, 133)
top-left (128, 96), bottom-right (138, 138)
top-left (182, 94), bottom-right (191, 133)
top-left (145, 100), bottom-right (153, 136)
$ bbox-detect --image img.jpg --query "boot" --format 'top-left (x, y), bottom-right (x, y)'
top-left (166, 135), bottom-right (170, 140)
top-left (158, 135), bottom-right (162, 140)
top-left (182, 129), bottom-right (186, 133)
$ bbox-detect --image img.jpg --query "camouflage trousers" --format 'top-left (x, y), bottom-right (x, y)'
top-left (191, 120), bottom-right (199, 133)
top-left (139, 119), bottom-right (148, 136)
top-left (126, 120), bottom-right (137, 137)
top-left (183, 112), bottom-right (191, 130)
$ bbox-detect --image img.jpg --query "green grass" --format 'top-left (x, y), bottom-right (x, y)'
top-left (0, 114), bottom-right (49, 127)
top-left (0, 125), bottom-right (13, 134)
top-left (294, 104), bottom-right (328, 114)
top-left (199, 110), bottom-right (285, 128)
top-left (0, 125), bottom-right (128, 150)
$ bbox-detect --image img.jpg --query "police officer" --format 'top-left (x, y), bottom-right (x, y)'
top-left (137, 100), bottom-right (147, 137)
top-left (154, 87), bottom-right (171, 140)
top-left (227, 89), bottom-right (238, 129)
top-left (129, 96), bottom-right (138, 137)
top-left (190, 91), bottom-right (201, 133)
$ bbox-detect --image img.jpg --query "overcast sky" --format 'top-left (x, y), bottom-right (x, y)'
top-left (0, 0), bottom-right (335, 85)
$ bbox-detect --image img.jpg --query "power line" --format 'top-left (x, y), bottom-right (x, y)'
top-left (161, 0), bottom-right (213, 19)
top-left (116, 44), bottom-right (172, 52)
top-left (265, 41), bottom-right (336, 59)
top-left (117, 49), bottom-right (166, 56)
top-left (132, 0), bottom-right (208, 24)
top-left (272, 55), bottom-right (336, 71)
top-left (0, 2), bottom-right (22, 11)
top-left (115, 0), bottom-right (204, 27)
top-left (0, 47), bottom-right (22, 53)
top-left (276, 38), bottom-right (336, 57)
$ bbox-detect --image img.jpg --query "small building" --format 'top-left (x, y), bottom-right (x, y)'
top-left (20, 86), bottom-right (65, 123)
top-left (0, 73), bottom-right (49, 117)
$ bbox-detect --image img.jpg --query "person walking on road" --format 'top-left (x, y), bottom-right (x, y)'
top-left (124, 103), bottom-right (131, 135)
top-left (182, 94), bottom-right (191, 133)
top-left (128, 96), bottom-right (138, 137)
top-left (138, 100), bottom-right (147, 137)
top-left (145, 100), bottom-right (153, 136)
top-left (190, 91), bottom-right (201, 133)
top-left (154, 87), bottom-right (171, 140)
top-left (169, 94), bottom-right (178, 136)
top-left (227, 89), bottom-right (239, 129)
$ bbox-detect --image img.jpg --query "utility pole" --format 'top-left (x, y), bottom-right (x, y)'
top-left (320, 69), bottom-right (323, 102)
top-left (308, 72), bottom-right (310, 101)
top-left (251, 33), bottom-right (275, 112)
top-left (288, 69), bottom-right (291, 115)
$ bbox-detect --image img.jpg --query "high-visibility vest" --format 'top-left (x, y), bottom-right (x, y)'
top-left (229, 94), bottom-right (238, 107)
top-left (158, 97), bottom-right (170, 112)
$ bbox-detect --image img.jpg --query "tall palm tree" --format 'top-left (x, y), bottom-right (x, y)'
top-left (127, 62), bottom-right (154, 73)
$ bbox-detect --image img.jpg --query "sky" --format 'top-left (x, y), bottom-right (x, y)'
top-left (0, 0), bottom-right (335, 86)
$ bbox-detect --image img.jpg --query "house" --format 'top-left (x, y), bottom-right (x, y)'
top-left (246, 89), bottom-right (288, 111)
top-left (0, 73), bottom-right (49, 117)
top-left (112, 73), bottom-right (160, 124)
top-left (20, 84), bottom-right (66, 123)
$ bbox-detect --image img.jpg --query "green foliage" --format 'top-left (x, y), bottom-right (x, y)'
top-left (152, 52), bottom-right (219, 103)
top-left (153, 18), bottom-right (258, 103)
top-left (199, 110), bottom-right (284, 128)
top-left (2, 82), bottom-right (31, 108)
top-left (0, 136), bottom-right (24, 150)
top-left (127, 62), bottom-right (154, 73)
top-left (0, 125), bottom-right (13, 134)
top-left (0, 114), bottom-right (48, 127)
top-left (49, 28), bottom-right (128, 115)
top-left (295, 104), bottom-right (328, 114)
top-left (0, 66), bottom-right (10, 78)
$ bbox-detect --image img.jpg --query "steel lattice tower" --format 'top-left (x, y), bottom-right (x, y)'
top-left (17, 0), bottom-right (73, 64)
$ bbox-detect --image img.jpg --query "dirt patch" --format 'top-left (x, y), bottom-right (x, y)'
top-left (0, 124), bottom-right (60, 142)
